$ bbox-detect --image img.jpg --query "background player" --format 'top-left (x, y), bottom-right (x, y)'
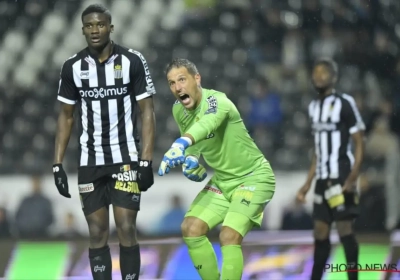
top-left (296, 58), bottom-right (365, 280)
top-left (52, 4), bottom-right (156, 280)
top-left (158, 58), bottom-right (276, 280)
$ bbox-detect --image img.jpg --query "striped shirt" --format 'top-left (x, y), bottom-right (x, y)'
top-left (308, 92), bottom-right (365, 180)
top-left (57, 43), bottom-right (156, 167)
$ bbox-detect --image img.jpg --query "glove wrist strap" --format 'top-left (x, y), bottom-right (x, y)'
top-left (139, 159), bottom-right (152, 167)
top-left (53, 164), bottom-right (63, 173)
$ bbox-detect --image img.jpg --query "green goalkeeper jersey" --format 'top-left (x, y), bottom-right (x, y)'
top-left (172, 88), bottom-right (268, 181)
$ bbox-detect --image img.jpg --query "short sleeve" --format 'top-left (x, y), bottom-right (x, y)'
top-left (308, 100), bottom-right (316, 135)
top-left (341, 95), bottom-right (365, 134)
top-left (129, 50), bottom-right (156, 101)
top-left (57, 60), bottom-right (79, 105)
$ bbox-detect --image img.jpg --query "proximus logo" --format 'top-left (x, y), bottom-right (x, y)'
top-left (79, 87), bottom-right (128, 98)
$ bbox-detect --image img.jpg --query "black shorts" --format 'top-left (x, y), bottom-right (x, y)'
top-left (313, 178), bottom-right (359, 224)
top-left (78, 162), bottom-right (141, 216)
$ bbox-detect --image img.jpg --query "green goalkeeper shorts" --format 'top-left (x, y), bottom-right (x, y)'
top-left (185, 161), bottom-right (275, 237)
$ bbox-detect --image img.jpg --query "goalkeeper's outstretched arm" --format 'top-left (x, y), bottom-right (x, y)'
top-left (184, 95), bottom-right (231, 144)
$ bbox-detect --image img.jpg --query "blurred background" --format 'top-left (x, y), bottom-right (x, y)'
top-left (1, 0), bottom-right (400, 279)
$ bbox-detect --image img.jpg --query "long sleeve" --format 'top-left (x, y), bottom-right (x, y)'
top-left (186, 95), bottom-right (231, 142)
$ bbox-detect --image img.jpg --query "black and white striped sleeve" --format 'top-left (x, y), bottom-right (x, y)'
top-left (342, 94), bottom-right (365, 134)
top-left (57, 59), bottom-right (79, 105)
top-left (128, 49), bottom-right (156, 101)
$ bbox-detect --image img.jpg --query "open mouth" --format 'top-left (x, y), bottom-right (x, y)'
top-left (179, 94), bottom-right (191, 106)
top-left (179, 94), bottom-right (189, 101)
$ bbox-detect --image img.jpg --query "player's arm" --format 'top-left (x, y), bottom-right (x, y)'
top-left (297, 151), bottom-right (316, 203)
top-left (130, 50), bottom-right (156, 191)
top-left (172, 105), bottom-right (201, 158)
top-left (342, 96), bottom-right (366, 190)
top-left (130, 50), bottom-right (156, 161)
top-left (297, 102), bottom-right (317, 202)
top-left (54, 104), bottom-right (75, 164)
top-left (304, 152), bottom-right (317, 188)
top-left (171, 106), bottom-right (206, 181)
top-left (53, 59), bottom-right (79, 198)
top-left (138, 98), bottom-right (155, 161)
top-left (183, 94), bottom-right (230, 145)
top-left (54, 60), bottom-right (78, 164)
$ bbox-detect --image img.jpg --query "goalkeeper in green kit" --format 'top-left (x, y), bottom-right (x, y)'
top-left (158, 58), bottom-right (276, 280)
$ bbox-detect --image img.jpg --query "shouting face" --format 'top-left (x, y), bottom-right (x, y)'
top-left (167, 66), bottom-right (202, 110)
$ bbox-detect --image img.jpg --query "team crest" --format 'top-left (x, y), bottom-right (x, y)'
top-left (114, 64), bottom-right (122, 79)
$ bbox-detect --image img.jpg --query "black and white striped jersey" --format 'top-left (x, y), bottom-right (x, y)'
top-left (308, 92), bottom-right (365, 180)
top-left (57, 43), bottom-right (156, 167)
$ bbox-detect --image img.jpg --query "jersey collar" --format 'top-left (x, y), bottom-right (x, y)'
top-left (84, 41), bottom-right (118, 65)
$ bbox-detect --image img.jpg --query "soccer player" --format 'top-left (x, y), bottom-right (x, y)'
top-left (296, 58), bottom-right (365, 280)
top-left (52, 4), bottom-right (156, 280)
top-left (158, 58), bottom-right (276, 280)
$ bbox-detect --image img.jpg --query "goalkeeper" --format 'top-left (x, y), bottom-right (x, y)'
top-left (158, 58), bottom-right (276, 280)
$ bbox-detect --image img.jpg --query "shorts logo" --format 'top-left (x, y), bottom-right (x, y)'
top-left (78, 183), bottom-right (94, 193)
top-left (233, 185), bottom-right (255, 206)
top-left (324, 184), bottom-right (344, 208)
top-left (112, 170), bottom-right (137, 182)
top-left (239, 185), bottom-right (256, 191)
top-left (115, 181), bottom-right (140, 194)
top-left (204, 185), bottom-right (222, 194)
top-left (114, 64), bottom-right (122, 79)
top-left (241, 198), bottom-right (251, 206)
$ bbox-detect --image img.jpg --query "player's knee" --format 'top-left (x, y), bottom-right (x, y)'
top-left (336, 220), bottom-right (353, 237)
top-left (116, 220), bottom-right (136, 236)
top-left (181, 217), bottom-right (209, 237)
top-left (313, 220), bottom-right (331, 240)
top-left (219, 226), bottom-right (243, 246)
top-left (88, 222), bottom-right (109, 247)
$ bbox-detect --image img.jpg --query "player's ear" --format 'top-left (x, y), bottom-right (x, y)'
top-left (195, 73), bottom-right (201, 87)
top-left (82, 27), bottom-right (84, 35)
top-left (110, 24), bottom-right (114, 33)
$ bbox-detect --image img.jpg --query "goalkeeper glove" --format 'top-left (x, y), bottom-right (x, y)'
top-left (158, 137), bottom-right (191, 176)
top-left (182, 156), bottom-right (207, 182)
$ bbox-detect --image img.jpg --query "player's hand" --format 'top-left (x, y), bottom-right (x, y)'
top-left (53, 164), bottom-right (71, 198)
top-left (182, 156), bottom-right (207, 182)
top-left (296, 184), bottom-right (310, 204)
top-left (342, 179), bottom-right (356, 193)
top-left (137, 160), bottom-right (154, 192)
top-left (158, 137), bottom-right (191, 176)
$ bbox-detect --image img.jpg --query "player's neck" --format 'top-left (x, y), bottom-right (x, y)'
top-left (88, 40), bottom-right (113, 63)
top-left (318, 87), bottom-right (334, 99)
top-left (192, 88), bottom-right (203, 110)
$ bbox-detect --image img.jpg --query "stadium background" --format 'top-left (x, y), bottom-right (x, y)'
top-left (1, 0), bottom-right (400, 279)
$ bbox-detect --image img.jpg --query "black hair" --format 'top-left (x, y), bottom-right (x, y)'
top-left (256, 76), bottom-right (269, 88)
top-left (314, 58), bottom-right (339, 77)
top-left (165, 58), bottom-right (199, 76)
top-left (81, 4), bottom-right (112, 23)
